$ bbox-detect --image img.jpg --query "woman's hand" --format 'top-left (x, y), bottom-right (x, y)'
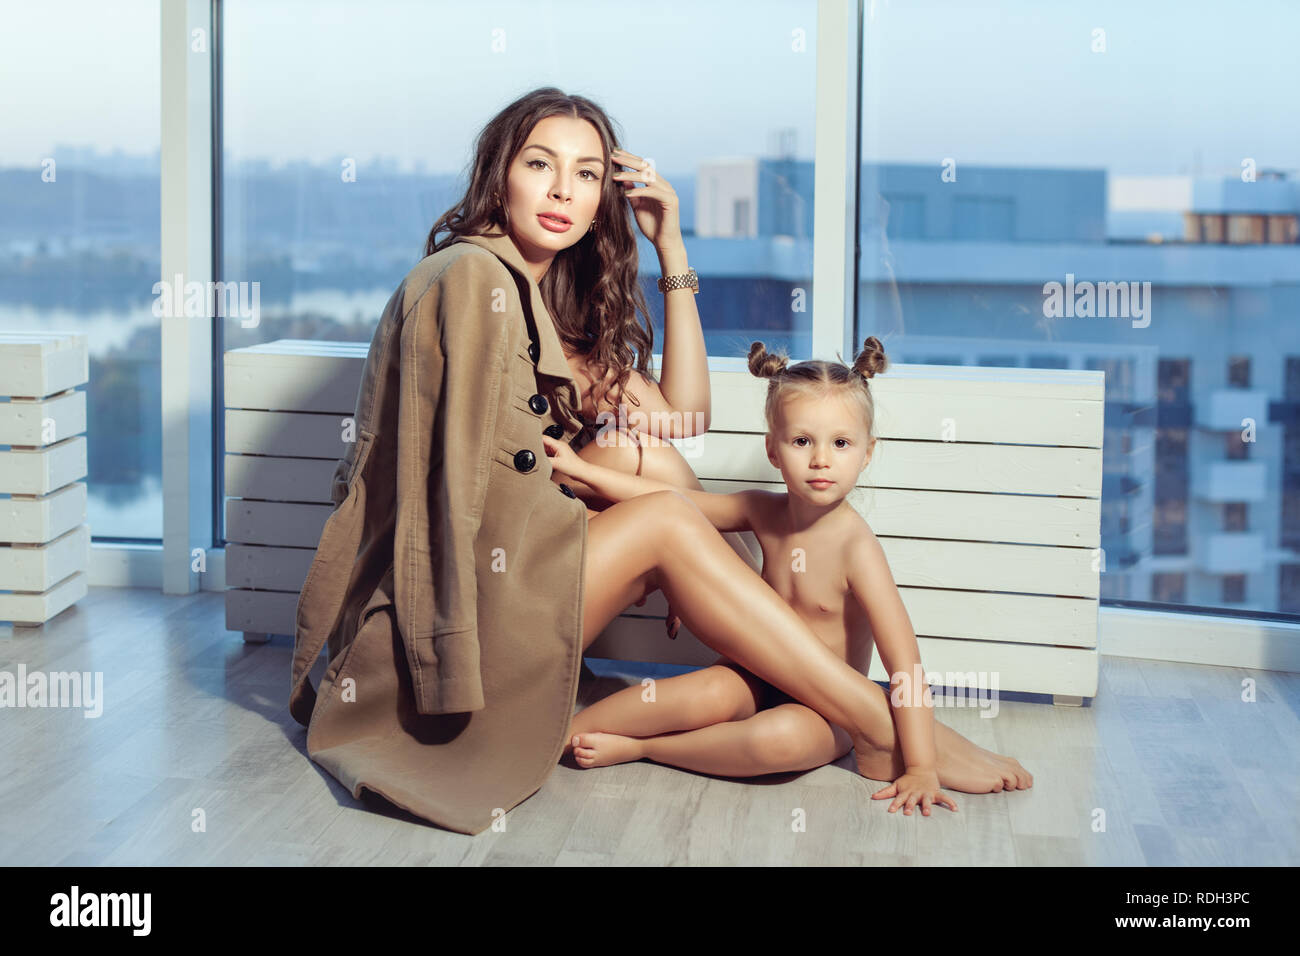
top-left (541, 433), bottom-right (586, 480)
top-left (612, 147), bottom-right (682, 251)
top-left (871, 769), bottom-right (958, 816)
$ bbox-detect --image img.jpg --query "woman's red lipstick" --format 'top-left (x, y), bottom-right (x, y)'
top-left (538, 212), bottom-right (571, 232)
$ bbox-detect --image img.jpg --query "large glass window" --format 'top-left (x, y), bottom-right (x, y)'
top-left (217, 0), bottom-right (818, 542)
top-left (855, 0), bottom-right (1300, 616)
top-left (0, 1), bottom-right (162, 541)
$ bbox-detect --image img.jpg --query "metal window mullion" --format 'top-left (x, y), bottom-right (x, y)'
top-left (811, 0), bottom-right (860, 362)
top-left (159, 0), bottom-right (215, 594)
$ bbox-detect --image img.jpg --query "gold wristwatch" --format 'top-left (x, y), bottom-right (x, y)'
top-left (657, 267), bottom-right (699, 294)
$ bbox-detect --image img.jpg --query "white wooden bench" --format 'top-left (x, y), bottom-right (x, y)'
top-left (224, 341), bottom-right (1102, 703)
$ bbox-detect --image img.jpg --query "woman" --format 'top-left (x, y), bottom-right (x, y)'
top-left (293, 88), bottom-right (1023, 836)
top-left (425, 94), bottom-right (761, 638)
top-left (424, 88), bottom-right (1025, 804)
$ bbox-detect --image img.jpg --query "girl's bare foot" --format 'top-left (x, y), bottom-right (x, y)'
top-left (570, 732), bottom-right (645, 769)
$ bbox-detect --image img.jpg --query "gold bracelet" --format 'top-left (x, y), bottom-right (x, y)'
top-left (657, 267), bottom-right (699, 294)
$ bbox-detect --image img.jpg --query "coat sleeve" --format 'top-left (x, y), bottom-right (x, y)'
top-left (395, 251), bottom-right (509, 715)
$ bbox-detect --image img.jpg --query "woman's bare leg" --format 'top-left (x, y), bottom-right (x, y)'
top-left (559, 421), bottom-right (760, 637)
top-left (578, 491), bottom-right (1031, 792)
top-left (574, 703), bottom-right (854, 777)
top-left (555, 423), bottom-right (761, 572)
top-left (564, 662), bottom-right (765, 753)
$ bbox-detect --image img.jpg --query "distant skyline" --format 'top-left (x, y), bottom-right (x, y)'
top-left (2, 0), bottom-right (1297, 178)
top-left (25, 142), bottom-right (1300, 186)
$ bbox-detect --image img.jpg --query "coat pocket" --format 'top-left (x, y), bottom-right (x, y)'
top-left (309, 595), bottom-right (400, 752)
top-left (328, 581), bottom-right (391, 686)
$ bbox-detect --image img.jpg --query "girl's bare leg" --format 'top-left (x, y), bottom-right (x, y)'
top-left (578, 491), bottom-right (1031, 792)
top-left (574, 703), bottom-right (854, 776)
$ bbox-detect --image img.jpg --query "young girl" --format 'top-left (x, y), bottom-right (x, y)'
top-left (545, 336), bottom-right (1033, 812)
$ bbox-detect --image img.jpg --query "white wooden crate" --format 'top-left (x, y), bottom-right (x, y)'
top-left (223, 340), bottom-right (368, 642)
top-left (0, 331), bottom-right (89, 398)
top-left (0, 332), bottom-right (90, 627)
top-left (228, 341), bottom-right (1103, 700)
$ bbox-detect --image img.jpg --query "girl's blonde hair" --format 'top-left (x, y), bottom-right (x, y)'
top-left (747, 336), bottom-right (889, 440)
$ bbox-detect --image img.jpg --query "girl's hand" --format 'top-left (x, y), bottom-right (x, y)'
top-left (541, 433), bottom-right (585, 479)
top-left (611, 147), bottom-right (682, 250)
top-left (871, 769), bottom-right (958, 816)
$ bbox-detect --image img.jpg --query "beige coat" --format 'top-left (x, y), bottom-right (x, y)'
top-left (290, 232), bottom-right (589, 835)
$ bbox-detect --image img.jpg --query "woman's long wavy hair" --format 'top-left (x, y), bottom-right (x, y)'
top-left (423, 87), bottom-right (655, 436)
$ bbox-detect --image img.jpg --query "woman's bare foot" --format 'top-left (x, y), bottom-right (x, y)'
top-left (570, 732), bottom-right (645, 768)
top-left (936, 740), bottom-right (1033, 793)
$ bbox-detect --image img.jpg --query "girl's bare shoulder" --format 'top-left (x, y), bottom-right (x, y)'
top-left (835, 505), bottom-right (878, 561)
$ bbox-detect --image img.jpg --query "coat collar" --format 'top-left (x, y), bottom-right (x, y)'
top-left (452, 232), bottom-right (576, 386)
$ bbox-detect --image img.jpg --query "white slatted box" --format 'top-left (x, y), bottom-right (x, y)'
top-left (223, 340), bottom-right (369, 641)
top-left (0, 332), bottom-right (90, 627)
top-left (230, 340), bottom-right (1103, 700)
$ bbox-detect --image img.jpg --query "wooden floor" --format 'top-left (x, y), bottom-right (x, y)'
top-left (1, 585), bottom-right (1297, 866)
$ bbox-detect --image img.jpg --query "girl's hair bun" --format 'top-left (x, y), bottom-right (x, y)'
top-left (748, 340), bottom-right (789, 379)
top-left (852, 335), bottom-right (889, 381)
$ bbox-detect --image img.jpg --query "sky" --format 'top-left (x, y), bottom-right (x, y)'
top-left (1, 0), bottom-right (1297, 178)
